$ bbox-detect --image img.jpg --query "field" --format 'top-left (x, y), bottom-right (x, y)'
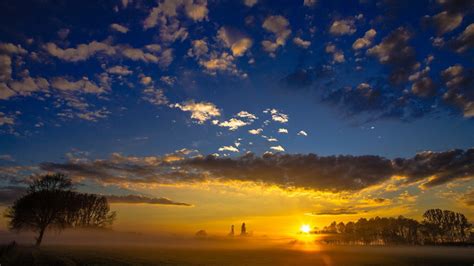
top-left (1, 243), bottom-right (474, 266)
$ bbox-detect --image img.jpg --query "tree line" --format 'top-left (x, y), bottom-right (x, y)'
top-left (4, 173), bottom-right (115, 246)
top-left (316, 209), bottom-right (473, 245)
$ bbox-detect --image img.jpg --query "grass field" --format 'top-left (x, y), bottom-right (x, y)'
top-left (1, 243), bottom-right (474, 266)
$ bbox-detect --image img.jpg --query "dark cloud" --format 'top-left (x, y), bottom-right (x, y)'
top-left (367, 27), bottom-right (419, 84)
top-left (0, 186), bottom-right (27, 205)
top-left (393, 149), bottom-right (474, 188)
top-left (449, 23), bottom-right (474, 53)
top-left (105, 194), bottom-right (191, 206)
top-left (411, 77), bottom-right (436, 97)
top-left (183, 153), bottom-right (394, 192)
top-left (321, 82), bottom-right (432, 122)
top-left (441, 64), bottom-right (474, 118)
top-left (310, 208), bottom-right (359, 215)
top-left (36, 149), bottom-right (474, 193)
top-left (423, 0), bottom-right (473, 35)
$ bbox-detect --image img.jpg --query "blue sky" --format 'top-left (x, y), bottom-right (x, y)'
top-left (0, 0), bottom-right (473, 164)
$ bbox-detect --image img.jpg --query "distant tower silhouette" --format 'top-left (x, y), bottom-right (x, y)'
top-left (240, 222), bottom-right (247, 236)
top-left (228, 225), bottom-right (234, 236)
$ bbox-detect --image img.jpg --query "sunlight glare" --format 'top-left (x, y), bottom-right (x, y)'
top-left (300, 224), bottom-right (311, 233)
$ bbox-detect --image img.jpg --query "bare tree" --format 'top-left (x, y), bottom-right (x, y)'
top-left (4, 173), bottom-right (115, 246)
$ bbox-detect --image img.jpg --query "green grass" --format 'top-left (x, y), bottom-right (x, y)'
top-left (1, 243), bottom-right (474, 265)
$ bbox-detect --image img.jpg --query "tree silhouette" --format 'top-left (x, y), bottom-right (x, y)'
top-left (318, 209), bottom-right (472, 245)
top-left (4, 173), bottom-right (115, 246)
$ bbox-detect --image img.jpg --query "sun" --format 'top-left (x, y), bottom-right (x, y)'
top-left (300, 224), bottom-right (311, 233)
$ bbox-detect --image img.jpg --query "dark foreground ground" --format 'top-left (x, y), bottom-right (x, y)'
top-left (1, 244), bottom-right (474, 266)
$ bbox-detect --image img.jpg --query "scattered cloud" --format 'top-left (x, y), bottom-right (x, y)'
top-left (450, 23), bottom-right (474, 53)
top-left (218, 118), bottom-right (249, 131)
top-left (144, 0), bottom-right (208, 29)
top-left (217, 26), bottom-right (253, 57)
top-left (303, 0), bottom-right (317, 7)
top-left (325, 43), bottom-right (345, 63)
top-left (142, 88), bottom-right (169, 106)
top-left (248, 128), bottom-right (263, 135)
top-left (293, 37), bottom-right (311, 49)
top-left (106, 65), bottom-right (132, 75)
top-left (261, 15), bottom-right (291, 55)
top-left (367, 27), bottom-right (418, 84)
top-left (243, 0), bottom-right (257, 7)
top-left (110, 23), bottom-right (129, 33)
top-left (352, 29), bottom-right (376, 50)
top-left (218, 145), bottom-right (239, 152)
top-left (278, 128), bottom-right (288, 134)
top-left (51, 77), bottom-right (105, 94)
top-left (236, 111), bottom-right (257, 120)
top-left (329, 18), bottom-right (356, 35)
top-left (173, 100), bottom-right (221, 123)
top-left (441, 64), bottom-right (474, 118)
top-left (0, 112), bottom-right (15, 126)
top-left (297, 130), bottom-right (308, 136)
top-left (265, 108), bottom-right (289, 123)
top-left (270, 145), bottom-right (285, 152)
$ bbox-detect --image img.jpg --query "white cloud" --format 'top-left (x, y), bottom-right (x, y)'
top-left (0, 112), bottom-right (15, 126)
top-left (198, 52), bottom-right (246, 77)
top-left (236, 111), bottom-right (257, 120)
top-left (187, 39), bottom-right (209, 58)
top-left (451, 23), bottom-right (474, 53)
top-left (142, 88), bottom-right (168, 106)
top-left (261, 15), bottom-right (291, 55)
top-left (44, 41), bottom-right (165, 64)
top-left (248, 128), bottom-right (263, 135)
top-left (51, 77), bottom-right (105, 94)
top-left (0, 55), bottom-right (12, 81)
top-left (329, 19), bottom-right (356, 35)
top-left (8, 77), bottom-right (49, 96)
top-left (0, 83), bottom-right (16, 100)
top-left (267, 108), bottom-right (289, 123)
top-left (217, 26), bottom-right (253, 57)
top-left (218, 118), bottom-right (248, 131)
top-left (278, 128), bottom-right (288, 134)
top-left (140, 76), bottom-right (152, 85)
top-left (174, 100), bottom-right (221, 123)
top-left (430, 11), bottom-right (463, 35)
top-left (218, 145), bottom-right (239, 152)
top-left (243, 0), bottom-right (257, 7)
top-left (267, 137), bottom-right (278, 142)
top-left (143, 0), bottom-right (208, 30)
top-left (303, 0), bottom-right (317, 7)
top-left (76, 108), bottom-right (111, 122)
top-left (121, 46), bottom-right (159, 63)
top-left (110, 23), bottom-right (129, 33)
top-left (106, 66), bottom-right (132, 75)
top-left (44, 41), bottom-right (115, 62)
top-left (270, 145), bottom-right (285, 152)
top-left (352, 29), bottom-right (376, 50)
top-left (325, 43), bottom-right (345, 63)
top-left (293, 37), bottom-right (311, 49)
top-left (0, 43), bottom-right (27, 55)
top-left (160, 76), bottom-right (176, 85)
top-left (297, 130), bottom-right (308, 136)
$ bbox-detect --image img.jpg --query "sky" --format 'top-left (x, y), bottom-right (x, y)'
top-left (0, 0), bottom-right (473, 237)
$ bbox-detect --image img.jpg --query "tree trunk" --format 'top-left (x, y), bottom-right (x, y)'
top-left (36, 227), bottom-right (46, 246)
